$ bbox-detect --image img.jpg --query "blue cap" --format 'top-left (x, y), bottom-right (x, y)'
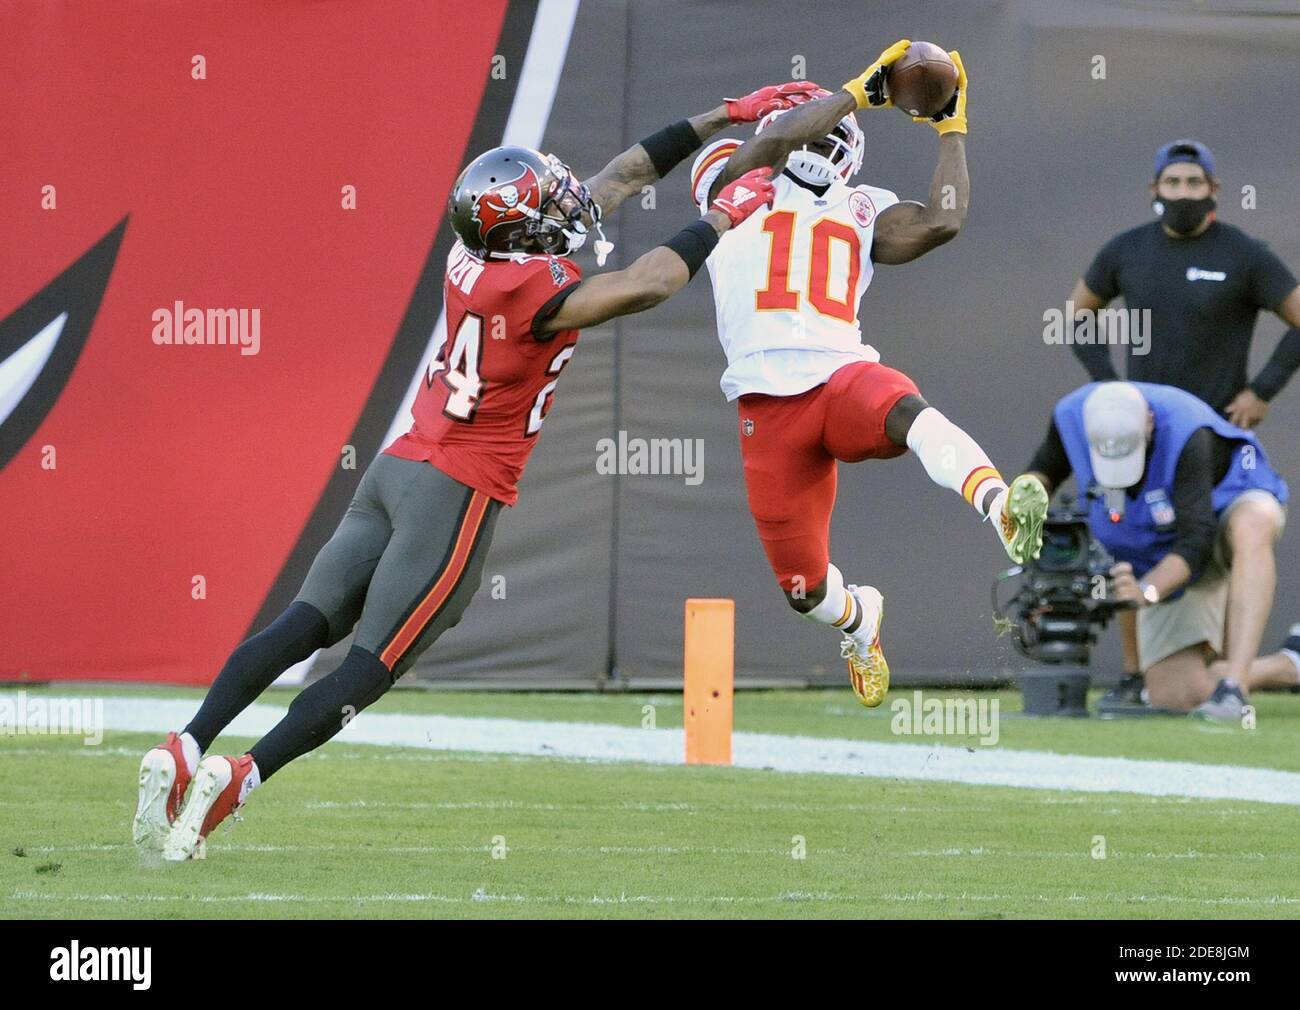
top-left (1154, 139), bottom-right (1216, 179)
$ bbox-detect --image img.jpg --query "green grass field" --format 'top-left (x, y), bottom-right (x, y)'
top-left (3, 685), bottom-right (1300, 919)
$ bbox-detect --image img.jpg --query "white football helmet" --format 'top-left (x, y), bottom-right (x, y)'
top-left (755, 108), bottom-right (864, 185)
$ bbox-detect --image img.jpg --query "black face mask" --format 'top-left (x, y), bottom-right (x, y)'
top-left (1154, 195), bottom-right (1215, 236)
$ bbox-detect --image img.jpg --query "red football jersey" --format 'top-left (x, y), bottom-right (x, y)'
top-left (384, 240), bottom-right (582, 504)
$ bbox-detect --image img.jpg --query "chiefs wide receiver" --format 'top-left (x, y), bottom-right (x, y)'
top-left (690, 42), bottom-right (1049, 708)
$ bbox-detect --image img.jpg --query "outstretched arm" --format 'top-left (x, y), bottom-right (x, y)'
top-left (869, 49), bottom-right (971, 264)
top-left (583, 106), bottom-right (729, 217)
top-left (583, 83), bottom-right (820, 218)
top-left (707, 90), bottom-right (859, 202)
top-left (538, 169), bottom-right (775, 334)
top-left (870, 134), bottom-right (968, 264)
top-left (707, 39), bottom-right (917, 203)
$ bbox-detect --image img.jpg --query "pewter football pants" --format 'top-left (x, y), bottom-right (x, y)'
top-left (184, 455), bottom-right (499, 772)
top-left (295, 453), bottom-right (500, 676)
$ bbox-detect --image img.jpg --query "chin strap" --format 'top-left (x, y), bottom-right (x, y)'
top-left (591, 205), bottom-right (614, 267)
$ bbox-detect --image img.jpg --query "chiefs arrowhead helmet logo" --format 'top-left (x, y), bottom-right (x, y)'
top-left (470, 162), bottom-right (544, 248)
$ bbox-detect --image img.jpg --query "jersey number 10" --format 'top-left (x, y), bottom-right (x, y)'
top-left (755, 211), bottom-right (861, 323)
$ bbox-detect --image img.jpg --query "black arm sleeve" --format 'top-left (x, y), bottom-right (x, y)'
top-left (638, 120), bottom-right (703, 179)
top-left (661, 219), bottom-right (719, 279)
top-left (1249, 326), bottom-right (1300, 402)
top-left (1165, 428), bottom-right (1227, 577)
top-left (1026, 419), bottom-right (1072, 491)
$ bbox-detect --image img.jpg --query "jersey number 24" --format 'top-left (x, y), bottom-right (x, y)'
top-left (432, 313), bottom-right (574, 435)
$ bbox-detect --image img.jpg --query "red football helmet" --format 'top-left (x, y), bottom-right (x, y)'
top-left (449, 146), bottom-right (603, 258)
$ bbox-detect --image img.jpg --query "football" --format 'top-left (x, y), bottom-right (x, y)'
top-left (886, 41), bottom-right (958, 118)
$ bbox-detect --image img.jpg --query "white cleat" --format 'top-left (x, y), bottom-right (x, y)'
top-left (162, 754), bottom-right (256, 862)
top-left (133, 732), bottom-right (192, 852)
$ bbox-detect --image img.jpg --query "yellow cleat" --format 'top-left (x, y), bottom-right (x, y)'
top-left (996, 473), bottom-right (1049, 564)
top-left (841, 586), bottom-right (889, 707)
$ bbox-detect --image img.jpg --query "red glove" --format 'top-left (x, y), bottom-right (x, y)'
top-left (725, 81), bottom-right (823, 123)
top-left (710, 167), bottom-right (775, 227)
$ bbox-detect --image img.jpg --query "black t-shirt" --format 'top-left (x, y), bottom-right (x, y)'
top-left (1078, 221), bottom-right (1297, 411)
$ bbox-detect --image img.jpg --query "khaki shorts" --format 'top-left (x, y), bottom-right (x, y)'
top-left (1137, 490), bottom-right (1286, 670)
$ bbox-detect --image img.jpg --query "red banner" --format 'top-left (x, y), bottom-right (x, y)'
top-left (0, 0), bottom-right (508, 682)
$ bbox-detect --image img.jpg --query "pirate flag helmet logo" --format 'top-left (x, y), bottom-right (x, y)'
top-left (449, 145), bottom-right (609, 260)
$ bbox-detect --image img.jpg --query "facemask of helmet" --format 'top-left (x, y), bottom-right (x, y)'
top-left (523, 155), bottom-right (610, 259)
top-left (756, 110), bottom-right (865, 185)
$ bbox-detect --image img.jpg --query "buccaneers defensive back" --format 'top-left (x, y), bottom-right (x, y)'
top-left (133, 82), bottom-right (812, 860)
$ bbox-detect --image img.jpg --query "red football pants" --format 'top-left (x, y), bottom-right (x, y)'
top-left (736, 361), bottom-right (919, 593)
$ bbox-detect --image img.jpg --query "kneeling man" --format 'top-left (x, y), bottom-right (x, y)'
top-left (1026, 382), bottom-right (1287, 720)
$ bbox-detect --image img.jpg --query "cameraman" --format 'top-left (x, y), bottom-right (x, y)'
top-left (1026, 382), bottom-right (1287, 720)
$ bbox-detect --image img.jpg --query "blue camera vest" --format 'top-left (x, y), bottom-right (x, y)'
top-left (1053, 382), bottom-right (1287, 576)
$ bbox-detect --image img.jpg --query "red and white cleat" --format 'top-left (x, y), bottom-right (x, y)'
top-left (132, 732), bottom-right (193, 851)
top-left (162, 754), bottom-right (258, 862)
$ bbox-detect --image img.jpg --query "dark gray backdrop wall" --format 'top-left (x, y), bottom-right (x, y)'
top-left (389, 0), bottom-right (1300, 687)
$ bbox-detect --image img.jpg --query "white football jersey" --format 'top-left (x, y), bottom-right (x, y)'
top-left (692, 139), bottom-right (899, 400)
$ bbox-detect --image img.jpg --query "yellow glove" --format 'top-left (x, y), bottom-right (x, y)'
top-left (914, 50), bottom-right (967, 135)
top-left (842, 38), bottom-right (911, 110)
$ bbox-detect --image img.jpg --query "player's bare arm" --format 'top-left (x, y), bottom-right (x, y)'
top-left (705, 40), bottom-right (911, 201)
top-left (867, 49), bottom-right (971, 264)
top-left (538, 172), bottom-right (774, 334)
top-left (707, 90), bottom-right (859, 203)
top-left (584, 83), bottom-right (821, 217)
top-left (582, 107), bottom-right (727, 217)
top-left (871, 133), bottom-right (969, 264)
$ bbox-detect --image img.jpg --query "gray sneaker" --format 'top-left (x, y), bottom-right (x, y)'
top-left (1191, 678), bottom-right (1246, 723)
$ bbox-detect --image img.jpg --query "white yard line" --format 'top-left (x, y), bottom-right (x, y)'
top-left (9, 694), bottom-right (1299, 806)
top-left (9, 889), bottom-right (1300, 909)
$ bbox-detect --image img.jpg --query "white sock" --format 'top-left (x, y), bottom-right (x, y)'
top-left (240, 760), bottom-right (262, 802)
top-left (906, 407), bottom-right (1006, 517)
top-left (846, 584), bottom-right (883, 649)
top-left (179, 732), bottom-right (201, 776)
top-left (802, 564), bottom-right (859, 631)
